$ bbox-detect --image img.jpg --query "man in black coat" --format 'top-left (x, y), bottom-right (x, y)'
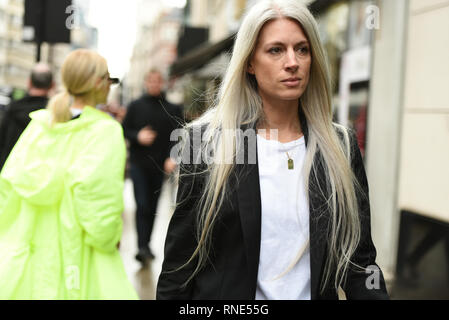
top-left (0, 63), bottom-right (54, 170)
top-left (122, 69), bottom-right (184, 265)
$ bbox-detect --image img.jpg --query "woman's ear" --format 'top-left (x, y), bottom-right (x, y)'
top-left (95, 77), bottom-right (105, 90)
top-left (247, 63), bottom-right (255, 75)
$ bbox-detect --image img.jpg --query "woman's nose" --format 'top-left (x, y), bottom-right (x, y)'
top-left (284, 48), bottom-right (299, 72)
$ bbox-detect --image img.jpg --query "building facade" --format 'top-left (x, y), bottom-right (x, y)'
top-left (0, 0), bottom-right (97, 99)
top-left (124, 1), bottom-right (183, 105)
top-left (0, 0), bottom-right (35, 95)
top-left (368, 0), bottom-right (449, 291)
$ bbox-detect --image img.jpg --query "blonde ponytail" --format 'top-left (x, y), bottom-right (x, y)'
top-left (45, 49), bottom-right (108, 125)
top-left (46, 91), bottom-right (72, 125)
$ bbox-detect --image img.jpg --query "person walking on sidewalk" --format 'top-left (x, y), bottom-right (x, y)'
top-left (157, 0), bottom-right (389, 300)
top-left (0, 49), bottom-right (138, 299)
top-left (0, 63), bottom-right (54, 171)
top-left (122, 69), bottom-right (183, 266)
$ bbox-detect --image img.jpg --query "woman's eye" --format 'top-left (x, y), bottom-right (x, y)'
top-left (268, 47), bottom-right (282, 54)
top-left (297, 46), bottom-right (309, 54)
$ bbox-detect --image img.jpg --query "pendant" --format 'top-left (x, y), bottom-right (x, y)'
top-left (288, 159), bottom-right (294, 170)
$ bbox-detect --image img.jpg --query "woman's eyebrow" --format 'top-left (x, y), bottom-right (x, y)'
top-left (264, 40), bottom-right (309, 47)
top-left (296, 40), bottom-right (310, 46)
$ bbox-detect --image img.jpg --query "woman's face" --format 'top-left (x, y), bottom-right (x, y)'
top-left (248, 18), bottom-right (311, 104)
top-left (145, 72), bottom-right (164, 96)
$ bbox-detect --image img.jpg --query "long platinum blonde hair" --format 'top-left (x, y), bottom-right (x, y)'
top-left (46, 49), bottom-right (108, 124)
top-left (179, 0), bottom-right (363, 293)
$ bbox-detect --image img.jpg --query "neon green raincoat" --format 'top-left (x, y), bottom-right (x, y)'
top-left (0, 106), bottom-right (138, 299)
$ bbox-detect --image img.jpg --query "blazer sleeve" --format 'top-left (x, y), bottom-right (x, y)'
top-left (156, 128), bottom-right (202, 299)
top-left (342, 128), bottom-right (390, 299)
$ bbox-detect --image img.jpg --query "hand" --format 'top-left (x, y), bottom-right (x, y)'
top-left (137, 126), bottom-right (157, 146)
top-left (164, 157), bottom-right (177, 175)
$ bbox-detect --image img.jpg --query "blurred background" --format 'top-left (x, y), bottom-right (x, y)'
top-left (0, 0), bottom-right (448, 300)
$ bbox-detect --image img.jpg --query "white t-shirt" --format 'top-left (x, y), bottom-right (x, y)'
top-left (255, 134), bottom-right (311, 300)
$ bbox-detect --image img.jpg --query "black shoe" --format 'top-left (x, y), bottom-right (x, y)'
top-left (135, 248), bottom-right (155, 265)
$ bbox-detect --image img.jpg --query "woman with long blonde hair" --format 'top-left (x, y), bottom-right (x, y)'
top-left (0, 49), bottom-right (137, 299)
top-left (157, 0), bottom-right (388, 300)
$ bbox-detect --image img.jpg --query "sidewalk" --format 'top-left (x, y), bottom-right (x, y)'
top-left (119, 177), bottom-right (176, 300)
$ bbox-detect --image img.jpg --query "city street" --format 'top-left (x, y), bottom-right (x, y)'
top-left (0, 0), bottom-right (448, 301)
top-left (119, 177), bottom-right (176, 300)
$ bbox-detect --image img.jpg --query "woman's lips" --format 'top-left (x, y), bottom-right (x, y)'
top-left (282, 78), bottom-right (301, 86)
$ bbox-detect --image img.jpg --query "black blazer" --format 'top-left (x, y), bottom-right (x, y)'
top-left (157, 110), bottom-right (389, 300)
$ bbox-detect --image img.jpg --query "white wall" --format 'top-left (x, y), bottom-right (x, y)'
top-left (366, 0), bottom-right (409, 280)
top-left (398, 0), bottom-right (449, 223)
top-left (368, 0), bottom-right (449, 282)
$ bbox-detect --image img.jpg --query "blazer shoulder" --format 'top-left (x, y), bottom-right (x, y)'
top-left (332, 123), bottom-right (360, 153)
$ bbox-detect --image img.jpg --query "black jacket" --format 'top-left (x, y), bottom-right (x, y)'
top-left (157, 108), bottom-right (389, 300)
top-left (122, 94), bottom-right (183, 172)
top-left (0, 95), bottom-right (48, 170)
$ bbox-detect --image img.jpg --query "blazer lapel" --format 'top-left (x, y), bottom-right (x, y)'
top-left (236, 123), bottom-right (262, 298)
top-left (299, 106), bottom-right (328, 299)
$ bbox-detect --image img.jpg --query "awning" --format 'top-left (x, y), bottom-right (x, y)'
top-left (170, 33), bottom-right (236, 77)
top-left (308, 0), bottom-right (341, 14)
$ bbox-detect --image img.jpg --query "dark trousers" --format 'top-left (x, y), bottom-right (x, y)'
top-left (130, 164), bottom-right (164, 251)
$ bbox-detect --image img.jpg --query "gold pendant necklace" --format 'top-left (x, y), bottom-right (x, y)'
top-left (286, 151), bottom-right (294, 170)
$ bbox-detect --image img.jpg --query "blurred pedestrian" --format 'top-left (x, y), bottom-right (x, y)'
top-left (0, 49), bottom-right (138, 299)
top-left (122, 69), bottom-right (183, 266)
top-left (157, 0), bottom-right (389, 300)
top-left (0, 63), bottom-right (54, 170)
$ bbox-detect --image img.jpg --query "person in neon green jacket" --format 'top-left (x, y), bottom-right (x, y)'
top-left (0, 49), bottom-right (138, 300)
